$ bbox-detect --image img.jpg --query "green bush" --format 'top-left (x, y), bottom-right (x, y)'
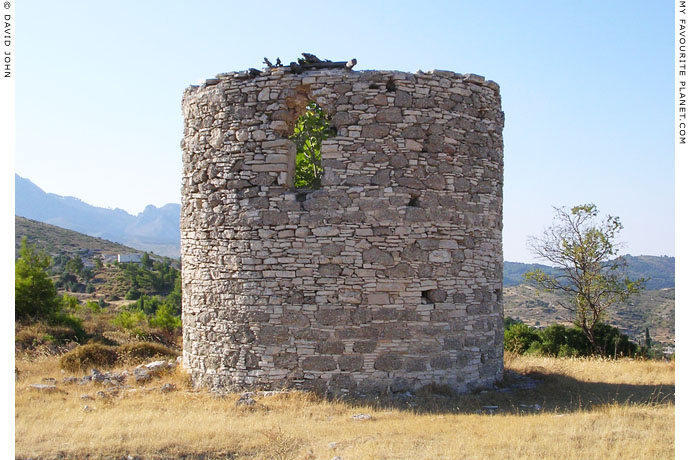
top-left (593, 323), bottom-right (639, 357)
top-left (149, 303), bottom-right (182, 331)
top-left (504, 320), bottom-right (639, 358)
top-left (165, 275), bottom-right (181, 316)
top-left (524, 341), bottom-right (544, 355)
top-left (504, 323), bottom-right (541, 354)
top-left (112, 310), bottom-right (147, 329)
top-left (132, 295), bottom-right (162, 315)
top-left (537, 324), bottom-right (568, 356)
top-left (60, 294), bottom-right (79, 311)
top-left (124, 288), bottom-right (141, 300)
top-left (84, 300), bottom-right (102, 313)
top-left (557, 344), bottom-right (580, 357)
top-left (111, 310), bottom-right (148, 336)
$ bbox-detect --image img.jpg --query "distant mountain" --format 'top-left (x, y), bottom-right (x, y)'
top-left (620, 254), bottom-right (675, 290)
top-left (15, 174), bottom-right (180, 258)
top-left (504, 256), bottom-right (674, 290)
top-left (503, 262), bottom-right (559, 287)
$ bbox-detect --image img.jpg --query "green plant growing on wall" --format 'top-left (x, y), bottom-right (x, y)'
top-left (289, 102), bottom-right (336, 189)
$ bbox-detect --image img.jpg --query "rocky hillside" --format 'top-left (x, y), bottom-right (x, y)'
top-left (16, 216), bottom-right (179, 301)
top-left (504, 285), bottom-right (675, 346)
top-left (503, 255), bottom-right (675, 346)
top-left (15, 216), bottom-right (143, 260)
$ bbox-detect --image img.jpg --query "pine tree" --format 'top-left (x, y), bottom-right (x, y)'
top-left (15, 238), bottom-right (58, 318)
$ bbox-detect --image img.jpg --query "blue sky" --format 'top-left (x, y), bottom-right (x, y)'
top-left (14, 0), bottom-right (674, 262)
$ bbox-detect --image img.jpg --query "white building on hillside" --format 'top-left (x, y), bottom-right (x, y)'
top-left (118, 253), bottom-right (142, 263)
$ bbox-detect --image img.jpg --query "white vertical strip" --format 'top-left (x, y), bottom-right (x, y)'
top-left (676, 0), bottom-right (688, 457)
top-left (0, 0), bottom-right (15, 456)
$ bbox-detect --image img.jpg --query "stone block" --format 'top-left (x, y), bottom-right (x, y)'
top-left (372, 308), bottom-right (400, 321)
top-left (401, 125), bottom-right (425, 139)
top-left (265, 154), bottom-right (288, 164)
top-left (313, 226), bottom-right (339, 237)
top-left (318, 264), bottom-right (342, 277)
top-left (394, 91), bottom-right (412, 107)
top-left (374, 353), bottom-right (403, 371)
top-left (282, 312), bottom-right (310, 328)
top-left (353, 341), bottom-right (377, 353)
top-left (431, 355), bottom-right (453, 369)
top-left (362, 247), bottom-right (395, 266)
top-left (404, 357), bottom-right (427, 372)
top-left (302, 356), bottom-right (337, 371)
top-left (367, 293), bottom-right (390, 305)
top-left (338, 355), bottom-right (364, 371)
top-left (235, 129), bottom-right (249, 142)
top-left (429, 249), bottom-right (451, 263)
top-left (317, 341), bottom-right (345, 354)
top-left (251, 164), bottom-right (287, 172)
top-left (261, 212), bottom-right (289, 226)
top-left (258, 87), bottom-right (271, 101)
top-left (258, 326), bottom-right (289, 345)
top-left (376, 107), bottom-right (403, 123)
top-left (316, 308), bottom-right (348, 326)
top-left (405, 139), bottom-right (423, 152)
top-left (361, 124), bottom-right (390, 138)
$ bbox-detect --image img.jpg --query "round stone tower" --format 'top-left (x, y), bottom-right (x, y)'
top-left (180, 65), bottom-right (504, 394)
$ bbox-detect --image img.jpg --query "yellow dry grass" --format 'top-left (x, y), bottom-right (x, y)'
top-left (15, 354), bottom-right (675, 460)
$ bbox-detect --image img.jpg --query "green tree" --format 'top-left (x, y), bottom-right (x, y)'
top-left (65, 255), bottom-right (84, 276)
top-left (149, 303), bottom-right (182, 331)
top-left (15, 238), bottom-right (59, 318)
top-left (141, 252), bottom-right (153, 269)
top-left (165, 274), bottom-right (182, 316)
top-left (111, 309), bottom-right (148, 334)
top-left (289, 102), bottom-right (336, 189)
top-left (60, 294), bottom-right (79, 311)
top-left (93, 257), bottom-right (104, 269)
top-left (524, 204), bottom-right (645, 355)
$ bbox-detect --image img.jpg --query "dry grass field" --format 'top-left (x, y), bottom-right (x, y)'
top-left (15, 354), bottom-right (674, 460)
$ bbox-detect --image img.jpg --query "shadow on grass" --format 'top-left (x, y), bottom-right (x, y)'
top-left (333, 368), bottom-right (675, 416)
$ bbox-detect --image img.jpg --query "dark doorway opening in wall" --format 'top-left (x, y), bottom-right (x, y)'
top-left (289, 102), bottom-right (336, 190)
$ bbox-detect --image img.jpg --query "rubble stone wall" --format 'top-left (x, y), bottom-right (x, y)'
top-left (180, 66), bottom-right (504, 394)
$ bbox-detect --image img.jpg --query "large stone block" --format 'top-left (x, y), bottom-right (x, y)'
top-left (374, 353), bottom-right (403, 371)
top-left (303, 356), bottom-right (337, 371)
